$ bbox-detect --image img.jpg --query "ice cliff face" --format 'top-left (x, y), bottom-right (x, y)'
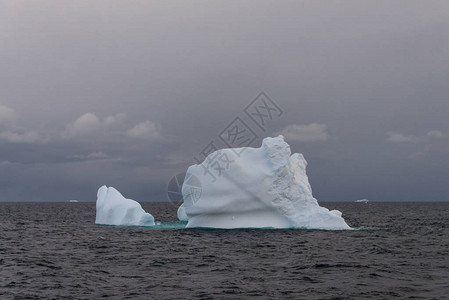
top-left (178, 136), bottom-right (350, 229)
top-left (95, 186), bottom-right (155, 226)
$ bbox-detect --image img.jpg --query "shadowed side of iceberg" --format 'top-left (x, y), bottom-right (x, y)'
top-left (95, 186), bottom-right (155, 226)
top-left (178, 136), bottom-right (351, 230)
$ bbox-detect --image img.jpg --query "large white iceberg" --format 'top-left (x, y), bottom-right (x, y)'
top-left (179, 136), bottom-right (350, 229)
top-left (95, 186), bottom-right (155, 226)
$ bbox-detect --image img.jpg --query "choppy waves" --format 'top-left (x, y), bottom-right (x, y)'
top-left (0, 202), bottom-right (448, 299)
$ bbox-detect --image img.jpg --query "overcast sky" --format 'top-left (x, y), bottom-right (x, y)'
top-left (1, 0), bottom-right (448, 202)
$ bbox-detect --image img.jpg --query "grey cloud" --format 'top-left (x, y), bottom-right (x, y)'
top-left (278, 123), bottom-right (329, 143)
top-left (126, 120), bottom-right (161, 140)
top-left (64, 112), bottom-right (128, 139)
top-left (0, 104), bottom-right (44, 144)
top-left (0, 105), bottom-right (16, 128)
top-left (387, 130), bottom-right (449, 143)
top-left (104, 113), bottom-right (126, 127)
top-left (426, 130), bottom-right (448, 139)
top-left (387, 132), bottom-right (423, 143)
top-left (64, 113), bottom-right (101, 138)
top-left (0, 130), bottom-right (41, 144)
top-left (63, 112), bottom-right (162, 143)
top-left (70, 151), bottom-right (111, 161)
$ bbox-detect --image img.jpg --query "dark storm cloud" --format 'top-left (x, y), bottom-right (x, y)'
top-left (1, 1), bottom-right (448, 201)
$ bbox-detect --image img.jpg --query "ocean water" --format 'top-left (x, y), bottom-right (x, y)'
top-left (0, 202), bottom-right (448, 299)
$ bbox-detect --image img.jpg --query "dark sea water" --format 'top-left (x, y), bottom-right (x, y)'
top-left (0, 202), bottom-right (448, 300)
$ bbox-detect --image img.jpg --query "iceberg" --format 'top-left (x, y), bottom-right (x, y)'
top-left (95, 186), bottom-right (155, 226)
top-left (355, 198), bottom-right (369, 203)
top-left (177, 205), bottom-right (189, 222)
top-left (179, 136), bottom-right (350, 229)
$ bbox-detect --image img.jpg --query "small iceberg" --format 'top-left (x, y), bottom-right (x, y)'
top-left (95, 186), bottom-right (155, 226)
top-left (355, 199), bottom-right (369, 203)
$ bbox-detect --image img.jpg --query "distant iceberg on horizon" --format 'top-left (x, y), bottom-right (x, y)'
top-left (355, 199), bottom-right (369, 203)
top-left (178, 136), bottom-right (351, 230)
top-left (95, 186), bottom-right (155, 226)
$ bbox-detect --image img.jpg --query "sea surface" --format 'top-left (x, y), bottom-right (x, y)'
top-left (0, 202), bottom-right (448, 299)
